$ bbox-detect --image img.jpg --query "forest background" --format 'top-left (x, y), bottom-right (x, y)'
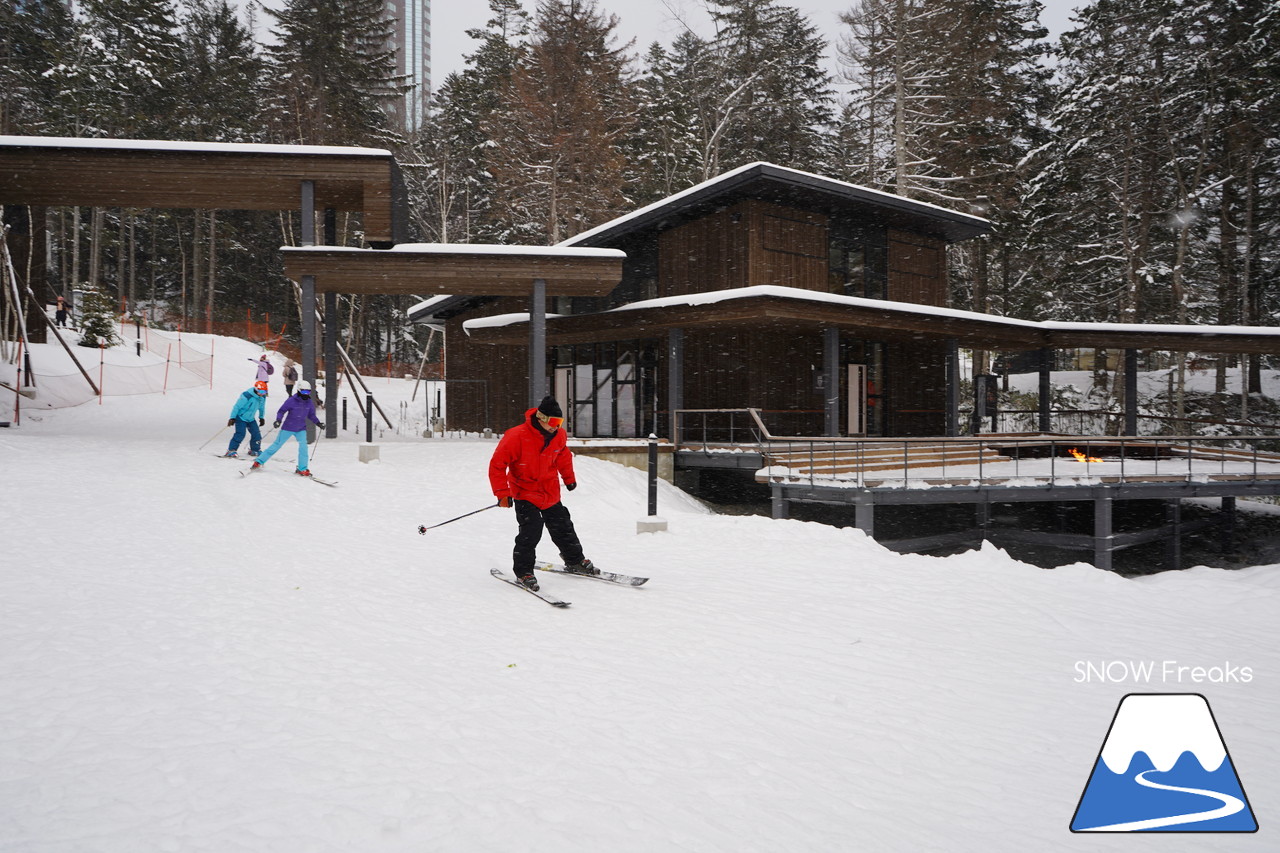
top-left (1, 0), bottom-right (1277, 403)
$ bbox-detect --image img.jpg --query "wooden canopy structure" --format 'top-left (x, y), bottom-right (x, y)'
top-left (280, 244), bottom-right (624, 297)
top-left (281, 244), bottom-right (625, 410)
top-left (0, 136), bottom-right (406, 245)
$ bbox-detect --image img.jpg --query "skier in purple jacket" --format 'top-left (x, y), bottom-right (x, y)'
top-left (251, 380), bottom-right (324, 476)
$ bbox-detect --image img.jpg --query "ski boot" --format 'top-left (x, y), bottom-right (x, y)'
top-left (223, 451), bottom-right (239, 458)
top-left (515, 573), bottom-right (540, 591)
top-left (296, 468), bottom-right (312, 477)
top-left (563, 557), bottom-right (600, 576)
top-left (251, 461), bottom-right (263, 470)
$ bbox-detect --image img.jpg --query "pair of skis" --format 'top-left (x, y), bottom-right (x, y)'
top-left (236, 463), bottom-right (337, 487)
top-left (490, 561), bottom-right (648, 608)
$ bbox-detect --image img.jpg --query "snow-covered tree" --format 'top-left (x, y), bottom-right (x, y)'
top-left (706, 0), bottom-right (835, 173)
top-left (261, 0), bottom-right (404, 147)
top-left (406, 0), bottom-right (531, 243)
top-left (484, 0), bottom-right (634, 244)
top-left (0, 0), bottom-right (77, 134)
top-left (77, 282), bottom-right (120, 348)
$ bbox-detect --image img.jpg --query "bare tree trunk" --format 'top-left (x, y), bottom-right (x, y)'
top-left (71, 206), bottom-right (81, 294)
top-left (207, 210), bottom-right (217, 334)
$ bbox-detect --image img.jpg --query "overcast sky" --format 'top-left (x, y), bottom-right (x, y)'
top-left (427, 0), bottom-right (1083, 85)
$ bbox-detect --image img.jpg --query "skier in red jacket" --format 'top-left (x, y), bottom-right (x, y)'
top-left (489, 396), bottom-right (597, 591)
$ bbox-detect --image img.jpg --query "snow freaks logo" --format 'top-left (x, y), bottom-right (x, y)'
top-left (1070, 694), bottom-right (1258, 833)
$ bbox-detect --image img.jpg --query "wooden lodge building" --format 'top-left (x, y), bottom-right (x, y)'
top-left (412, 162), bottom-right (990, 440)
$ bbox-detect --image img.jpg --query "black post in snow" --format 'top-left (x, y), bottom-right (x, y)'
top-left (647, 433), bottom-right (659, 517)
top-left (366, 393), bottom-right (374, 443)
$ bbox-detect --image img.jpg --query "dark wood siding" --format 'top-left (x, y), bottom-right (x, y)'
top-left (657, 207), bottom-right (749, 297)
top-left (887, 229), bottom-right (946, 306)
top-left (658, 200), bottom-right (829, 298)
top-left (884, 340), bottom-right (948, 436)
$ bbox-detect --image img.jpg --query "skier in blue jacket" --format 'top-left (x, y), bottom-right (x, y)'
top-left (224, 380), bottom-right (268, 458)
top-left (251, 380), bottom-right (324, 476)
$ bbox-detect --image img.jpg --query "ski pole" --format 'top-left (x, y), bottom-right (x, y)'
top-left (418, 503), bottom-right (499, 534)
top-left (198, 424), bottom-right (230, 451)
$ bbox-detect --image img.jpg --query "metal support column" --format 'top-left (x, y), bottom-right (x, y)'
top-left (855, 495), bottom-right (875, 538)
top-left (1166, 499), bottom-right (1182, 571)
top-left (323, 209), bottom-right (338, 439)
top-left (528, 278), bottom-right (546, 405)
top-left (946, 338), bottom-right (960, 437)
top-left (1221, 495), bottom-right (1237, 555)
top-left (1094, 490), bottom-right (1114, 571)
top-left (824, 327), bottom-right (840, 436)
top-left (1038, 347), bottom-right (1053, 432)
top-left (1124, 348), bottom-right (1139, 435)
top-left (976, 500), bottom-right (991, 543)
top-left (770, 484), bottom-right (789, 519)
top-left (667, 327), bottom-right (684, 441)
top-left (299, 180), bottom-right (317, 444)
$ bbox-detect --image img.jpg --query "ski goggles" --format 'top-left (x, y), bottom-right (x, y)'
top-left (537, 412), bottom-right (564, 430)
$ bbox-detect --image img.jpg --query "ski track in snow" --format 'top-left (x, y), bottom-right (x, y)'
top-left (2, 334), bottom-right (1278, 852)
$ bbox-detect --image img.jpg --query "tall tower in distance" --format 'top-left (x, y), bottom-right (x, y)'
top-left (387, 0), bottom-right (430, 132)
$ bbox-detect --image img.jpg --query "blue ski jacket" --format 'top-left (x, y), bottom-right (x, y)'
top-left (229, 388), bottom-right (266, 422)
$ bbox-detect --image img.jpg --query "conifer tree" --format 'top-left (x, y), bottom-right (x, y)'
top-left (77, 283), bottom-right (120, 348)
top-left (177, 0), bottom-right (263, 142)
top-left (706, 0), bottom-right (835, 172)
top-left (485, 0), bottom-right (634, 244)
top-left (407, 0), bottom-right (530, 242)
top-left (261, 0), bottom-right (404, 147)
top-left (78, 0), bottom-right (184, 137)
top-left (0, 0), bottom-right (77, 134)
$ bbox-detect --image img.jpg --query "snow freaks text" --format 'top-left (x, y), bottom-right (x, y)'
top-left (1074, 661), bottom-right (1254, 684)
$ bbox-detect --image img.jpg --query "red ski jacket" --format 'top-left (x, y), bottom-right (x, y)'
top-left (489, 408), bottom-right (577, 510)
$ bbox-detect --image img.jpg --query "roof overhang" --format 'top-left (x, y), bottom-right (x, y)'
top-left (559, 162), bottom-right (992, 247)
top-left (281, 244), bottom-right (625, 297)
top-left (461, 286), bottom-right (1280, 355)
top-left (0, 135), bottom-right (405, 245)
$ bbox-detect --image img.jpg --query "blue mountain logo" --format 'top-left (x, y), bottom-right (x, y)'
top-left (1071, 693), bottom-right (1258, 832)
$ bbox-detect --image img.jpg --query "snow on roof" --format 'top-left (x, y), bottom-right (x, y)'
top-left (407, 295), bottom-right (456, 317)
top-left (462, 312), bottom-right (565, 333)
top-left (605, 285), bottom-right (1280, 338)
top-left (0, 134), bottom-right (392, 158)
top-left (559, 162), bottom-right (990, 248)
top-left (283, 242), bottom-right (625, 258)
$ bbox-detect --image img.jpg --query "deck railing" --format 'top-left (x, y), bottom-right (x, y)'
top-left (673, 408), bottom-right (1280, 489)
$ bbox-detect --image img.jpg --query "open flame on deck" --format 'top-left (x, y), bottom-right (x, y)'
top-left (1068, 447), bottom-right (1104, 463)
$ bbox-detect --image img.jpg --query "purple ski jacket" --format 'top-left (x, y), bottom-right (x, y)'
top-left (274, 394), bottom-right (321, 432)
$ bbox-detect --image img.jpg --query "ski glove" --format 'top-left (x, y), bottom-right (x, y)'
top-left (316, 421), bottom-right (325, 429)
top-left (566, 482), bottom-right (577, 491)
top-left (258, 418), bottom-right (265, 427)
top-left (497, 496), bottom-right (513, 508)
top-left (227, 418), bottom-right (235, 427)
top-left (273, 420), bottom-right (281, 429)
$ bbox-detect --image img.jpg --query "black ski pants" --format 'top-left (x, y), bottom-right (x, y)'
top-left (513, 499), bottom-right (584, 575)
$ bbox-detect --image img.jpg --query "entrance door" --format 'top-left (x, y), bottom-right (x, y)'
top-left (847, 364), bottom-right (867, 435)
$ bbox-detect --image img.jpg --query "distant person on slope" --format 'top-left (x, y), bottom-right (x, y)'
top-left (223, 380), bottom-right (268, 458)
top-left (251, 380), bottom-right (324, 477)
top-left (488, 395), bottom-right (597, 591)
top-left (282, 359), bottom-right (299, 397)
top-left (249, 353), bottom-right (274, 384)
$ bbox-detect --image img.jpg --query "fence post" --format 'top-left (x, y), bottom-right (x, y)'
top-left (366, 393), bottom-right (373, 443)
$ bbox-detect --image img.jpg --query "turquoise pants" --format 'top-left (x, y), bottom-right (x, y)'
top-left (257, 428), bottom-right (309, 470)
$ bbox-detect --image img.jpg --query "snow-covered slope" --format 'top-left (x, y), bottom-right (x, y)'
top-left (1, 333), bottom-right (1276, 851)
